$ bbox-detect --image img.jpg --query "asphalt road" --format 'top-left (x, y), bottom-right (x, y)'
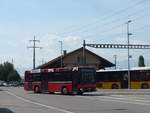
top-left (1, 87), bottom-right (150, 113)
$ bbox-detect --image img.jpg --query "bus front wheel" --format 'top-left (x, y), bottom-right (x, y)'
top-left (61, 87), bottom-right (68, 95)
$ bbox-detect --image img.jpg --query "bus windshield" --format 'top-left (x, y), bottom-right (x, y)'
top-left (25, 73), bottom-right (41, 82)
top-left (80, 68), bottom-right (96, 84)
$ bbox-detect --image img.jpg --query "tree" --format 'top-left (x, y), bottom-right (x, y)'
top-left (0, 64), bottom-right (3, 80)
top-left (2, 62), bottom-right (14, 82)
top-left (138, 55), bottom-right (145, 67)
top-left (7, 70), bottom-right (21, 82)
top-left (0, 62), bottom-right (21, 82)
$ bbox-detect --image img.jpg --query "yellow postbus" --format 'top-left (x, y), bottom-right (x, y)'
top-left (96, 67), bottom-right (150, 89)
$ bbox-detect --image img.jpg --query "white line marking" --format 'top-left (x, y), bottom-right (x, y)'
top-left (97, 97), bottom-right (150, 106)
top-left (97, 96), bottom-right (150, 103)
top-left (80, 96), bottom-right (150, 106)
top-left (5, 91), bottom-right (74, 113)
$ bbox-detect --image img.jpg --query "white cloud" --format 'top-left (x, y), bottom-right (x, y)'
top-left (40, 33), bottom-right (83, 48)
top-left (39, 33), bottom-right (83, 55)
top-left (63, 36), bottom-right (82, 48)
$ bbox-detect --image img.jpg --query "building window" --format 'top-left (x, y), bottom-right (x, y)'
top-left (77, 56), bottom-right (85, 64)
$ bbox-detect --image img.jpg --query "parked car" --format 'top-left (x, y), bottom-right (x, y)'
top-left (0, 80), bottom-right (4, 86)
top-left (9, 81), bottom-right (20, 87)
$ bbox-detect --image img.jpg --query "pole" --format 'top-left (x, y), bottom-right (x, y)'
top-left (59, 41), bottom-right (63, 67)
top-left (83, 40), bottom-right (86, 65)
top-left (27, 36), bottom-right (42, 69)
top-left (33, 36), bottom-right (36, 69)
top-left (126, 20), bottom-right (132, 89)
top-left (113, 55), bottom-right (117, 69)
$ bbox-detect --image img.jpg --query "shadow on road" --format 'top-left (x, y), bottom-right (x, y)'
top-left (82, 94), bottom-right (110, 96)
top-left (28, 92), bottom-right (109, 96)
top-left (27, 91), bottom-right (110, 96)
top-left (0, 108), bottom-right (14, 113)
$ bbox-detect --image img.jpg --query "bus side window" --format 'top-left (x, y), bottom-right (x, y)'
top-left (48, 72), bottom-right (54, 81)
top-left (147, 71), bottom-right (150, 81)
top-left (41, 73), bottom-right (48, 81)
top-left (54, 72), bottom-right (61, 81)
top-left (32, 74), bottom-right (41, 82)
top-left (123, 73), bottom-right (128, 81)
top-left (62, 72), bottom-right (72, 81)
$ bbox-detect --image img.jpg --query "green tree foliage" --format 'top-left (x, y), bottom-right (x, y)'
top-left (138, 56), bottom-right (145, 67)
top-left (8, 70), bottom-right (21, 82)
top-left (0, 64), bottom-right (3, 80)
top-left (0, 62), bottom-right (21, 82)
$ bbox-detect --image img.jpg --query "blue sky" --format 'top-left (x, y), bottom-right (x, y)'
top-left (0, 0), bottom-right (150, 76)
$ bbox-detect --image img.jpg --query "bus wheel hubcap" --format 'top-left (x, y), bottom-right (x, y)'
top-left (63, 88), bottom-right (68, 94)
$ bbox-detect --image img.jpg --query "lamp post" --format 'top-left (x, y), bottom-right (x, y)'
top-left (59, 41), bottom-right (63, 68)
top-left (126, 20), bottom-right (132, 89)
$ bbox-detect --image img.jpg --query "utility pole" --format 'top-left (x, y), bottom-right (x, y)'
top-left (59, 41), bottom-right (63, 68)
top-left (113, 55), bottom-right (117, 69)
top-left (83, 40), bottom-right (86, 65)
top-left (27, 36), bottom-right (42, 69)
top-left (126, 20), bottom-right (132, 89)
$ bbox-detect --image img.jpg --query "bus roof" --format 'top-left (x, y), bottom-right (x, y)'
top-left (26, 66), bottom-right (96, 74)
top-left (97, 67), bottom-right (150, 72)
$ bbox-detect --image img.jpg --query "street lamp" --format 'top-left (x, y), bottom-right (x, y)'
top-left (59, 41), bottom-right (63, 68)
top-left (126, 20), bottom-right (132, 89)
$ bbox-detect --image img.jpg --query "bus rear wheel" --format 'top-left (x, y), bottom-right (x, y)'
top-left (77, 89), bottom-right (83, 95)
top-left (34, 86), bottom-right (40, 93)
top-left (61, 87), bottom-right (68, 95)
top-left (141, 84), bottom-right (149, 89)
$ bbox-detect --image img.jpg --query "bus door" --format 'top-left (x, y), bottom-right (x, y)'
top-left (25, 72), bottom-right (32, 90)
top-left (41, 73), bottom-right (48, 91)
top-left (72, 72), bottom-right (79, 92)
top-left (122, 73), bottom-right (128, 89)
top-left (27, 74), bottom-right (33, 90)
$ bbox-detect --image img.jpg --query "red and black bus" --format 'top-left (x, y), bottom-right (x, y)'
top-left (24, 66), bottom-right (96, 95)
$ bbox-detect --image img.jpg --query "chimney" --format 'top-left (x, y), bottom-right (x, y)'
top-left (63, 50), bottom-right (67, 56)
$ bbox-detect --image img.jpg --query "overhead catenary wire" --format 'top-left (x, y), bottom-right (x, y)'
top-left (57, 0), bottom-right (148, 37)
top-left (83, 11), bottom-right (150, 42)
top-left (77, 5), bottom-right (150, 39)
top-left (65, 5), bottom-right (150, 37)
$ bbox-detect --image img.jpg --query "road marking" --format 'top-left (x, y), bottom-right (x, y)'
top-left (5, 91), bottom-right (74, 113)
top-left (79, 96), bottom-right (150, 106)
top-left (98, 96), bottom-right (150, 103)
top-left (96, 97), bottom-right (150, 106)
top-left (111, 95), bottom-right (147, 100)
